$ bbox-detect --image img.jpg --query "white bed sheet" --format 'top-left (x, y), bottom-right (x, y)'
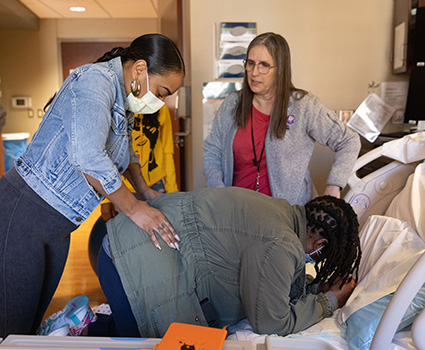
top-left (385, 162), bottom-right (425, 241)
top-left (227, 310), bottom-right (415, 349)
top-left (339, 215), bottom-right (425, 323)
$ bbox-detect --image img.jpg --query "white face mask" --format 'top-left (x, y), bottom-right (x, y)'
top-left (127, 70), bottom-right (165, 114)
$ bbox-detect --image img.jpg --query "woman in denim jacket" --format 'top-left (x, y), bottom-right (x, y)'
top-left (0, 33), bottom-right (184, 338)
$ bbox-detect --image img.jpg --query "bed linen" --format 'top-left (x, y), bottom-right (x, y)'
top-left (227, 310), bottom-right (415, 350)
top-left (382, 131), bottom-right (425, 165)
top-left (385, 162), bottom-right (425, 241)
top-left (339, 215), bottom-right (425, 322)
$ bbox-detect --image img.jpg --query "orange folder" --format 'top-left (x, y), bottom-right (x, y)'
top-left (154, 322), bottom-right (228, 350)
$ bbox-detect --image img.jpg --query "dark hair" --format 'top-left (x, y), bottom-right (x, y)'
top-left (305, 195), bottom-right (361, 288)
top-left (44, 34), bottom-right (185, 111)
top-left (235, 32), bottom-right (306, 139)
top-left (95, 33), bottom-right (185, 76)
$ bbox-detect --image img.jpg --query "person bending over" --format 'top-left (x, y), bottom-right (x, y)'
top-left (0, 33), bottom-right (184, 338)
top-left (92, 187), bottom-right (361, 338)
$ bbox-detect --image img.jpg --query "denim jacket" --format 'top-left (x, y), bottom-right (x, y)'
top-left (16, 57), bottom-right (138, 225)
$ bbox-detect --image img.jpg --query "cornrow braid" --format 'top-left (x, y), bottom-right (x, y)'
top-left (305, 195), bottom-right (361, 288)
top-left (95, 47), bottom-right (129, 63)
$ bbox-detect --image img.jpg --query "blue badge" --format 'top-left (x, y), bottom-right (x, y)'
top-left (287, 115), bottom-right (295, 124)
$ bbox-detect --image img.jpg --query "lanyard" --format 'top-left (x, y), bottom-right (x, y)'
top-left (251, 113), bottom-right (266, 192)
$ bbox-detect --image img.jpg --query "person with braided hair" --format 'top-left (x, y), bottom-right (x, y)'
top-left (87, 187), bottom-right (361, 338)
top-left (306, 196), bottom-right (361, 289)
top-left (0, 33), bottom-right (184, 337)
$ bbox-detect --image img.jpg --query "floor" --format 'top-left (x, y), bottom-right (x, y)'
top-left (43, 205), bottom-right (107, 320)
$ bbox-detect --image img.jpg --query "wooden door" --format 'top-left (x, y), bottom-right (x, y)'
top-left (61, 42), bottom-right (131, 80)
top-left (159, 0), bottom-right (186, 190)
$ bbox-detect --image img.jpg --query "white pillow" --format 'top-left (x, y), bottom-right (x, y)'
top-left (385, 162), bottom-right (425, 242)
top-left (382, 131), bottom-right (425, 164)
top-left (339, 215), bottom-right (425, 324)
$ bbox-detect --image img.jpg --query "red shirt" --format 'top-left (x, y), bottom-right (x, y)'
top-left (233, 105), bottom-right (271, 196)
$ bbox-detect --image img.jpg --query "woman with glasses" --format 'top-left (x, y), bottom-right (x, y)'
top-left (203, 32), bottom-right (360, 205)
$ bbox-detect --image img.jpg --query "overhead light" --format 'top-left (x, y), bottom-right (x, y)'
top-left (69, 6), bottom-right (86, 12)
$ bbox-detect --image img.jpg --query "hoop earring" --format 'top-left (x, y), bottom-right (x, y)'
top-left (130, 79), bottom-right (141, 97)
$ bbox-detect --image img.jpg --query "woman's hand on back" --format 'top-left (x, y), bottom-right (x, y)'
top-left (128, 200), bottom-right (180, 251)
top-left (85, 173), bottom-right (179, 251)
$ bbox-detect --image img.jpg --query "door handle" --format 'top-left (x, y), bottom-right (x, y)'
top-left (175, 116), bottom-right (191, 137)
top-left (173, 86), bottom-right (191, 146)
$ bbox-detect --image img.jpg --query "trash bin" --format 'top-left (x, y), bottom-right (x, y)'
top-left (2, 132), bottom-right (30, 172)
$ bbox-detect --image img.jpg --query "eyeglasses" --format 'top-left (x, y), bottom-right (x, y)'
top-left (243, 59), bottom-right (275, 75)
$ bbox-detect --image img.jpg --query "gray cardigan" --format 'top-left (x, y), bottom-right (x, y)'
top-left (107, 187), bottom-right (332, 338)
top-left (203, 92), bottom-right (361, 205)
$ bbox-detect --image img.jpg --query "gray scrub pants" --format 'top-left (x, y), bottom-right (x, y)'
top-left (0, 168), bottom-right (76, 337)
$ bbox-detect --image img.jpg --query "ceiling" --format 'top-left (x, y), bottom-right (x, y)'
top-left (0, 0), bottom-right (162, 29)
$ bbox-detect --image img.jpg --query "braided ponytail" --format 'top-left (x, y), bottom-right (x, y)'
top-left (95, 47), bottom-right (129, 63)
top-left (305, 195), bottom-right (361, 288)
top-left (95, 33), bottom-right (184, 76)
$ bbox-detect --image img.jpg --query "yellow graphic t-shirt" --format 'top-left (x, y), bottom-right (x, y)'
top-left (125, 105), bottom-right (178, 193)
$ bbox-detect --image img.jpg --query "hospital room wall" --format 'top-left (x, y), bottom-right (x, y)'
top-left (185, 0), bottom-right (407, 193)
top-left (0, 18), bottom-right (158, 138)
top-left (0, 1), bottom-right (407, 194)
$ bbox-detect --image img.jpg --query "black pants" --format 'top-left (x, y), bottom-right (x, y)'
top-left (0, 168), bottom-right (76, 337)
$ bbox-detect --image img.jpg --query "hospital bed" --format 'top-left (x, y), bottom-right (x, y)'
top-left (1, 133), bottom-right (424, 350)
top-left (227, 131), bottom-right (425, 350)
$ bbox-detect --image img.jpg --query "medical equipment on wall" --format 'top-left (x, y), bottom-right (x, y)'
top-left (344, 149), bottom-right (416, 229)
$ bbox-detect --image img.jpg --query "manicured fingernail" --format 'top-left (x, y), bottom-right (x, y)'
top-left (155, 243), bottom-right (162, 251)
top-left (170, 242), bottom-right (180, 251)
top-left (174, 234), bottom-right (181, 241)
